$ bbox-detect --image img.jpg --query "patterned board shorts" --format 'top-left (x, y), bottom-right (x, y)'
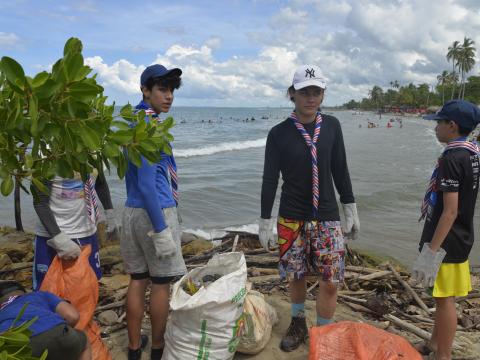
top-left (277, 217), bottom-right (345, 283)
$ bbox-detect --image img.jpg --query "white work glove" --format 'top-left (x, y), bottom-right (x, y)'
top-left (342, 203), bottom-right (360, 240)
top-left (150, 227), bottom-right (177, 259)
top-left (258, 218), bottom-right (274, 251)
top-left (47, 232), bottom-right (81, 260)
top-left (411, 243), bottom-right (446, 288)
top-left (105, 209), bottom-right (120, 235)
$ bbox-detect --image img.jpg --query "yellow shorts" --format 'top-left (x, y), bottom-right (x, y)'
top-left (432, 260), bottom-right (472, 298)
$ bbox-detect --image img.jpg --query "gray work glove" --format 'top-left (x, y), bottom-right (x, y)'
top-left (342, 203), bottom-right (360, 240)
top-left (105, 209), bottom-right (120, 235)
top-left (47, 232), bottom-right (81, 260)
top-left (258, 218), bottom-right (274, 251)
top-left (411, 243), bottom-right (447, 287)
top-left (150, 228), bottom-right (177, 259)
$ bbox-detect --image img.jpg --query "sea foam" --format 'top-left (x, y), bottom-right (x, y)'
top-left (174, 138), bottom-right (266, 158)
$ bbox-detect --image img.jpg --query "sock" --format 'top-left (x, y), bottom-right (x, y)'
top-left (316, 315), bottom-right (333, 326)
top-left (291, 302), bottom-right (305, 318)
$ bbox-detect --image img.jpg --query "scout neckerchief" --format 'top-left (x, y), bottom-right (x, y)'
top-left (134, 101), bottom-right (179, 204)
top-left (0, 295), bottom-right (19, 310)
top-left (289, 111), bottom-right (323, 217)
top-left (420, 137), bottom-right (479, 221)
top-left (84, 175), bottom-right (99, 224)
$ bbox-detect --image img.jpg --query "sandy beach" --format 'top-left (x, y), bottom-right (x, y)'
top-left (1, 226), bottom-right (480, 360)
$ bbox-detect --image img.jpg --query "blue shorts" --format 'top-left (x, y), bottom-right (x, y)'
top-left (33, 234), bottom-right (102, 291)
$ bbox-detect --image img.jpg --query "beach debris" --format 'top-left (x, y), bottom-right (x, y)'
top-left (2, 226), bottom-right (480, 359)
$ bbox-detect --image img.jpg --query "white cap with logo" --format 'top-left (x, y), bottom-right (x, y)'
top-left (292, 65), bottom-right (327, 90)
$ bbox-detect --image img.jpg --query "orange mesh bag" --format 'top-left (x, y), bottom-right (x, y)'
top-left (40, 245), bottom-right (111, 360)
top-left (309, 321), bottom-right (422, 360)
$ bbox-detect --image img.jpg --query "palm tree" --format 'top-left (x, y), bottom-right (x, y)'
top-left (389, 80), bottom-right (400, 105)
top-left (457, 37), bottom-right (476, 99)
top-left (437, 70), bottom-right (449, 103)
top-left (369, 85), bottom-right (384, 111)
top-left (447, 40), bottom-right (461, 99)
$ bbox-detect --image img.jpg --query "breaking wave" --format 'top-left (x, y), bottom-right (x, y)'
top-left (174, 138), bottom-right (266, 158)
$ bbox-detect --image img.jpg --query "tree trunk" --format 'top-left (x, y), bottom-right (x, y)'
top-left (14, 178), bottom-right (23, 232)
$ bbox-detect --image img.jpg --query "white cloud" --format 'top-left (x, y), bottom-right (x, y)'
top-left (78, 0), bottom-right (480, 106)
top-left (0, 32), bottom-right (20, 49)
top-left (85, 56), bottom-right (143, 95)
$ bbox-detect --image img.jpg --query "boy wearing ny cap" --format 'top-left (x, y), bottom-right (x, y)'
top-left (120, 64), bottom-right (186, 360)
top-left (259, 65), bottom-right (359, 351)
top-left (413, 100), bottom-right (480, 359)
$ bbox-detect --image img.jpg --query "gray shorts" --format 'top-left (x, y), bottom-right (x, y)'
top-left (120, 207), bottom-right (187, 278)
top-left (30, 324), bottom-right (87, 360)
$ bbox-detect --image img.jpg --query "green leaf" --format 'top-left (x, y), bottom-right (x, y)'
top-left (120, 104), bottom-right (133, 118)
top-left (0, 332), bottom-right (29, 344)
top-left (0, 176), bottom-right (13, 196)
top-left (110, 130), bottom-right (133, 145)
top-left (1, 56), bottom-right (26, 92)
top-left (29, 96), bottom-right (39, 135)
top-left (31, 178), bottom-right (49, 195)
top-left (31, 72), bottom-right (49, 88)
top-left (34, 79), bottom-right (61, 99)
top-left (55, 158), bottom-right (74, 178)
top-left (67, 82), bottom-right (102, 98)
top-left (116, 156), bottom-right (127, 179)
top-left (162, 144), bottom-right (172, 156)
top-left (73, 65), bottom-right (92, 81)
top-left (134, 119), bottom-right (147, 139)
top-left (126, 148), bottom-right (142, 167)
top-left (64, 53), bottom-right (84, 82)
top-left (63, 37), bottom-right (83, 55)
top-left (103, 142), bottom-right (120, 158)
top-left (112, 120), bottom-right (130, 130)
top-left (162, 116), bottom-right (175, 128)
top-left (138, 139), bottom-right (158, 152)
top-left (80, 125), bottom-right (101, 150)
top-left (24, 154), bottom-right (33, 169)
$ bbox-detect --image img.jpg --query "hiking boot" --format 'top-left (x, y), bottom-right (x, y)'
top-left (280, 316), bottom-right (308, 352)
top-left (151, 347), bottom-right (164, 360)
top-left (128, 334), bottom-right (149, 360)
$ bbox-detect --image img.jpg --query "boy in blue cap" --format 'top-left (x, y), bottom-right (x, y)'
top-left (413, 99), bottom-right (480, 360)
top-left (120, 64), bottom-right (186, 360)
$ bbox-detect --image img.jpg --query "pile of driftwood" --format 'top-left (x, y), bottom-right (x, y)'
top-left (1, 227), bottom-right (480, 356)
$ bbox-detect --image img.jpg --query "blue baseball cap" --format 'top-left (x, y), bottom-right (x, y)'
top-left (423, 99), bottom-right (480, 131)
top-left (140, 64), bottom-right (182, 86)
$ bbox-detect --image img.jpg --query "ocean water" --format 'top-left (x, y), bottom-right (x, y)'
top-left (1, 108), bottom-right (479, 267)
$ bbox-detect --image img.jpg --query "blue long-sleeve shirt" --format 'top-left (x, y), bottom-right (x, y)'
top-left (124, 101), bottom-right (177, 232)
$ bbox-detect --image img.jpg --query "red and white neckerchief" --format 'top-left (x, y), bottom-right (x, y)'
top-left (420, 139), bottom-right (479, 221)
top-left (0, 295), bottom-right (19, 310)
top-left (289, 111), bottom-right (323, 217)
top-left (84, 175), bottom-right (99, 224)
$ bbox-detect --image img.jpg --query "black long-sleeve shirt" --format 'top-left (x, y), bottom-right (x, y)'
top-left (261, 114), bottom-right (354, 221)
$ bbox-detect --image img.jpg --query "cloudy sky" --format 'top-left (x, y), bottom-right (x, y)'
top-left (1, 0), bottom-right (479, 107)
